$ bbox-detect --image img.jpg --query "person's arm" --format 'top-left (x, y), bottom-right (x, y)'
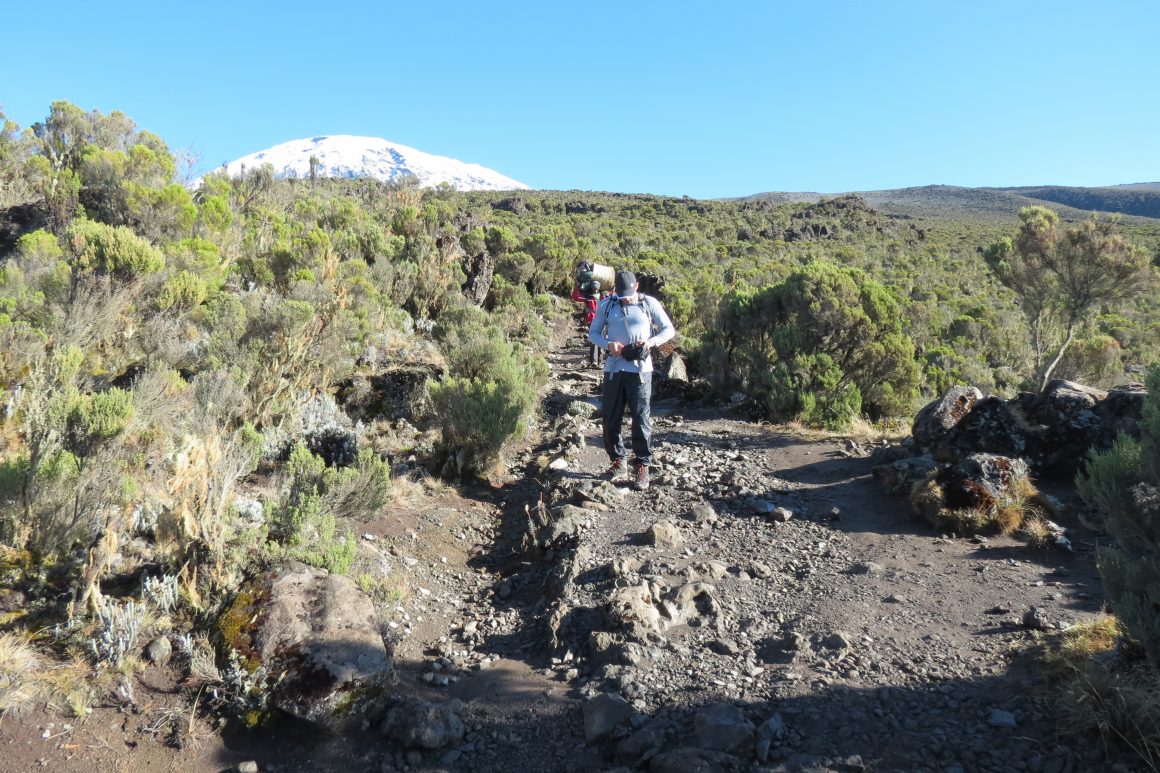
top-left (643, 297), bottom-right (676, 348)
top-left (571, 286), bottom-right (584, 303)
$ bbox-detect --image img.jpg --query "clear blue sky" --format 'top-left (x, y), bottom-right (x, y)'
top-left (4, 0), bottom-right (1158, 198)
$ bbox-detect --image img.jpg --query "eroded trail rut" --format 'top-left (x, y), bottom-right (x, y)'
top-left (363, 332), bottom-right (1111, 773)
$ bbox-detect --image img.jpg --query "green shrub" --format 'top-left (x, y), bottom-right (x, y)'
top-left (719, 261), bottom-right (920, 426)
top-left (428, 309), bottom-right (547, 477)
top-left (764, 353), bottom-right (862, 430)
top-left (429, 376), bottom-right (531, 477)
top-left (66, 388), bottom-right (134, 454)
top-left (1098, 550), bottom-right (1160, 660)
top-left (65, 218), bottom-right (164, 277)
top-left (267, 492), bottom-right (355, 576)
top-left (284, 443), bottom-right (391, 521)
top-left (1079, 365), bottom-right (1160, 663)
top-left (264, 444), bottom-right (386, 576)
top-left (156, 270), bottom-right (210, 311)
top-left (1077, 435), bottom-right (1142, 532)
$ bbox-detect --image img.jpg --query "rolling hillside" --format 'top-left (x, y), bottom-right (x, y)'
top-left (740, 183), bottom-right (1160, 223)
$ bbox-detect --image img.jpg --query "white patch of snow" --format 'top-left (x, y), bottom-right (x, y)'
top-left (214, 135), bottom-right (529, 191)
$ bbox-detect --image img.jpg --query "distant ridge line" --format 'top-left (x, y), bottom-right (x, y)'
top-left (736, 183), bottom-right (1160, 222)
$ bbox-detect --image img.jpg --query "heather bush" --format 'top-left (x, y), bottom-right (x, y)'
top-left (763, 352), bottom-right (862, 430)
top-left (267, 491), bottom-right (355, 575)
top-left (1078, 365), bottom-right (1160, 662)
top-left (65, 218), bottom-right (164, 278)
top-left (265, 444), bottom-right (390, 575)
top-left (719, 261), bottom-right (921, 426)
top-left (428, 311), bottom-right (547, 477)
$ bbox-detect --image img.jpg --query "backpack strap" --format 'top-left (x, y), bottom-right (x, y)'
top-left (596, 295), bottom-right (616, 331)
top-left (638, 293), bottom-right (658, 336)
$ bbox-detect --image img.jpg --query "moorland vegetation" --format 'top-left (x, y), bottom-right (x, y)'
top-left (0, 101), bottom-right (1158, 755)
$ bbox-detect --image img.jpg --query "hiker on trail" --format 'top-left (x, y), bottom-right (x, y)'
top-left (588, 270), bottom-right (676, 491)
top-left (572, 278), bottom-right (606, 367)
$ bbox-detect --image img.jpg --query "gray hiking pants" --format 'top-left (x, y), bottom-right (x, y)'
top-left (601, 371), bottom-right (653, 466)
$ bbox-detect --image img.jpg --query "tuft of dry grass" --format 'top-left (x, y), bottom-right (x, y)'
top-left (390, 469), bottom-right (451, 505)
top-left (909, 475), bottom-right (946, 527)
top-left (1043, 618), bottom-right (1160, 771)
top-left (1021, 516), bottom-right (1055, 549)
top-left (0, 634), bottom-right (94, 717)
top-left (909, 467), bottom-right (1056, 542)
top-left (0, 632), bottom-right (48, 715)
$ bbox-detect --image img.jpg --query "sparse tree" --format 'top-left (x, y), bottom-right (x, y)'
top-left (986, 206), bottom-right (1153, 391)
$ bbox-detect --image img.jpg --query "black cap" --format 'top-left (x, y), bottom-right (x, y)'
top-left (615, 270), bottom-right (637, 299)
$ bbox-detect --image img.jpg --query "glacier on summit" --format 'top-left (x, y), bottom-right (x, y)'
top-left (219, 135), bottom-right (529, 191)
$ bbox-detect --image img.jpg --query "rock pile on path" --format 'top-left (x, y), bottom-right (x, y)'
top-left (874, 379), bottom-right (1147, 530)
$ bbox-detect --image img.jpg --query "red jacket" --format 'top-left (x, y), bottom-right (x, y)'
top-left (572, 286), bottom-right (599, 325)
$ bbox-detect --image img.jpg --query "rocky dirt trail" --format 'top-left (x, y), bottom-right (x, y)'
top-left (2, 324), bottom-right (1121, 773)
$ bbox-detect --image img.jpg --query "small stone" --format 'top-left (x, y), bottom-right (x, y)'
top-left (237, 763), bottom-right (259, 773)
top-left (770, 507), bottom-right (793, 523)
top-left (750, 499), bottom-right (776, 515)
top-left (989, 709), bottom-right (1017, 728)
top-left (822, 631), bottom-right (852, 650)
top-left (647, 521), bottom-right (684, 548)
top-left (685, 503), bottom-right (718, 523)
top-left (145, 636), bottom-right (172, 665)
top-left (1023, 607), bottom-right (1050, 631)
top-left (693, 703), bottom-right (756, 754)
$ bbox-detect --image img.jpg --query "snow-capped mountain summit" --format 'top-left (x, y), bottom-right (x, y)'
top-left (220, 135), bottom-right (529, 191)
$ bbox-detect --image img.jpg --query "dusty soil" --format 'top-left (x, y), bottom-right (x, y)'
top-left (0, 324), bottom-right (1122, 773)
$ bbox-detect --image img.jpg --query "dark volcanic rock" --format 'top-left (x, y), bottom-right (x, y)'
top-left (912, 386), bottom-right (983, 451)
top-left (938, 453), bottom-right (1030, 510)
top-left (933, 397), bottom-right (1027, 462)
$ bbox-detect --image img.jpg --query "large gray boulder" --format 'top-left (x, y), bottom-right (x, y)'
top-left (240, 562), bottom-right (392, 729)
top-left (912, 386), bottom-right (983, 450)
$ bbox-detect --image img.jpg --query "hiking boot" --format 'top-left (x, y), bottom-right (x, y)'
top-left (633, 463), bottom-right (650, 491)
top-left (605, 458), bottom-right (627, 481)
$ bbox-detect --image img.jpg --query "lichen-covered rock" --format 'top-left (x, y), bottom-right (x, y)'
top-left (933, 397), bottom-right (1027, 462)
top-left (1099, 383), bottom-right (1148, 439)
top-left (939, 453), bottom-right (1030, 511)
top-left (227, 562), bottom-right (392, 730)
top-left (912, 386), bottom-right (983, 450)
top-left (1024, 380), bottom-right (1107, 425)
top-left (1010, 380), bottom-right (1135, 472)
